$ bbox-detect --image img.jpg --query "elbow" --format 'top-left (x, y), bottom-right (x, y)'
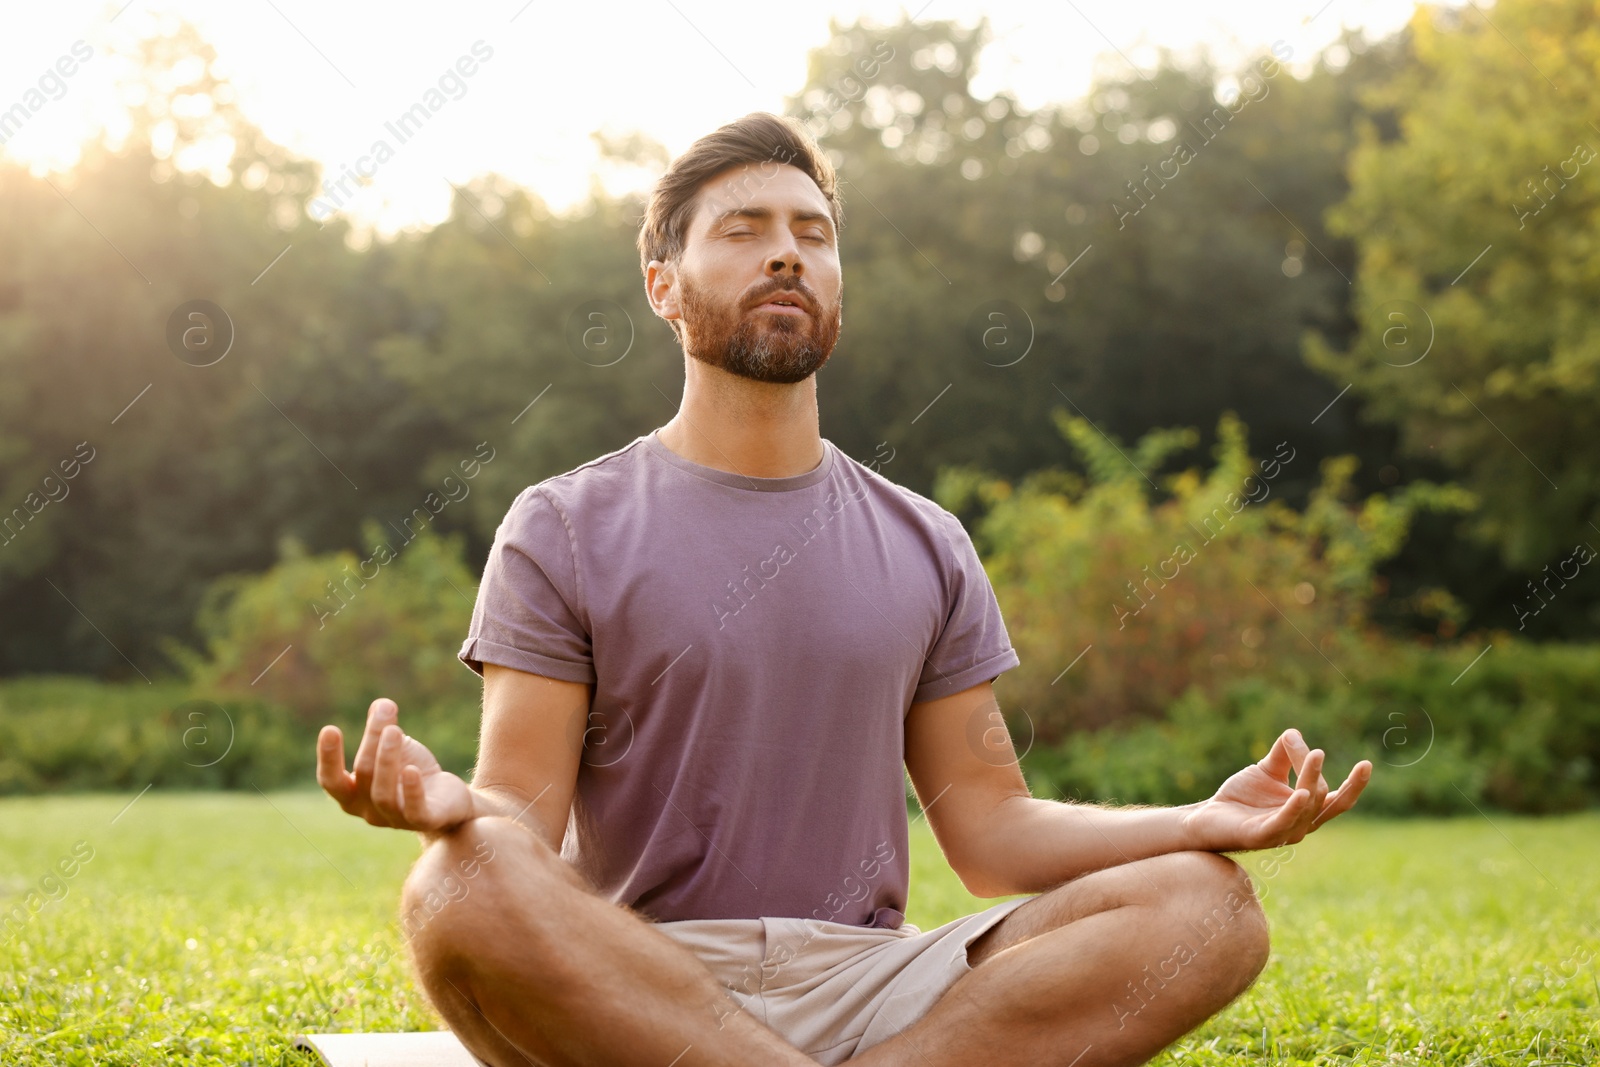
top-left (952, 856), bottom-right (1017, 899)
top-left (960, 876), bottom-right (1014, 900)
top-left (946, 794), bottom-right (1033, 898)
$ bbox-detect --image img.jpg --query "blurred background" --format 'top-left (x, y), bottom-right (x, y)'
top-left (3, 1), bottom-right (1600, 1062)
top-left (1, 0), bottom-right (1597, 814)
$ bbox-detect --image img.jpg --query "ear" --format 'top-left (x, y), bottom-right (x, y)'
top-left (645, 258), bottom-right (682, 324)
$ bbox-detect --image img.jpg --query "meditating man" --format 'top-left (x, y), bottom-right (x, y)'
top-left (315, 111), bottom-right (1373, 1067)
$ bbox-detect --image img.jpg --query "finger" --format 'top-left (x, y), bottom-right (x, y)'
top-left (369, 723), bottom-right (406, 824)
top-left (400, 764), bottom-right (429, 827)
top-left (316, 726), bottom-right (355, 804)
top-left (1293, 750), bottom-right (1328, 833)
top-left (1254, 787), bottom-right (1311, 846)
top-left (1305, 764), bottom-right (1369, 831)
top-left (351, 698), bottom-right (399, 794)
top-left (1331, 760), bottom-right (1374, 816)
top-left (1314, 752), bottom-right (1333, 808)
top-left (1282, 728), bottom-right (1314, 774)
top-left (1296, 749), bottom-right (1328, 804)
top-left (1311, 761), bottom-right (1373, 830)
top-left (1257, 730), bottom-right (1295, 779)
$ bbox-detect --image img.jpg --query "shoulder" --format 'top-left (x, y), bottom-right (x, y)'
top-left (830, 443), bottom-right (968, 548)
top-left (503, 435), bottom-right (653, 524)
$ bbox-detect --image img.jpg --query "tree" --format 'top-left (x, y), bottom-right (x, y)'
top-left (785, 18), bottom-right (1420, 515)
top-left (0, 22), bottom-right (452, 676)
top-left (1307, 0), bottom-right (1600, 577)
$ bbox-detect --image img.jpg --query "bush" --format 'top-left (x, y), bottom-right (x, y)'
top-left (167, 520), bottom-right (483, 726)
top-left (936, 408), bottom-right (1475, 740)
top-left (1020, 638), bottom-right (1600, 815)
top-left (0, 676), bottom-right (304, 792)
top-left (0, 675), bottom-right (481, 794)
top-left (0, 522), bottom-right (492, 796)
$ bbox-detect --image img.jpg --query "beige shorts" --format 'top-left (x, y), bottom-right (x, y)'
top-left (655, 896), bottom-right (1036, 1065)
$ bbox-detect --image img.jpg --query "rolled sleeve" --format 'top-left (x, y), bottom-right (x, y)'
top-left (912, 511), bottom-right (1020, 703)
top-left (458, 487), bottom-right (595, 684)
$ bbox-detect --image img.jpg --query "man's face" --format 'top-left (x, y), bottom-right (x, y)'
top-left (655, 162), bottom-right (843, 384)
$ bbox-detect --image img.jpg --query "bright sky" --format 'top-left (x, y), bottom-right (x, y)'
top-left (1, 0), bottom-right (1436, 238)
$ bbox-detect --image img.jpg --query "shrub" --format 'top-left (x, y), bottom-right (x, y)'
top-left (167, 520), bottom-right (482, 727)
top-left (0, 676), bottom-right (304, 792)
top-left (937, 409), bottom-right (1475, 741)
top-left (1019, 638), bottom-right (1600, 815)
top-left (0, 674), bottom-right (480, 794)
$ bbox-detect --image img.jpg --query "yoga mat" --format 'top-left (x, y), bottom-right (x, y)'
top-left (293, 1030), bottom-right (482, 1067)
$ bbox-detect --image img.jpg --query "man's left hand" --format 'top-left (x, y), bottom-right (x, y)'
top-left (1180, 728), bottom-right (1373, 852)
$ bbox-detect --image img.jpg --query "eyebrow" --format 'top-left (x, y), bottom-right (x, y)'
top-left (710, 205), bottom-right (835, 237)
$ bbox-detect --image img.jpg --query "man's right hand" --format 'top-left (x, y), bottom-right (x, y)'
top-left (317, 697), bottom-right (474, 834)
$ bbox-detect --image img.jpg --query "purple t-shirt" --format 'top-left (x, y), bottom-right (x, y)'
top-left (457, 430), bottom-right (1020, 928)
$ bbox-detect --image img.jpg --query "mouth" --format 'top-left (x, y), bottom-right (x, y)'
top-left (752, 293), bottom-right (810, 315)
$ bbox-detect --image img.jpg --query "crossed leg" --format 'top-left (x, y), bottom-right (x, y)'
top-left (400, 817), bottom-right (1269, 1067)
top-left (850, 849), bottom-right (1271, 1066)
top-left (400, 815), bottom-right (817, 1067)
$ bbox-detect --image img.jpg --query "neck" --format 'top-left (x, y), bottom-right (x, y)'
top-left (657, 357), bottom-right (823, 478)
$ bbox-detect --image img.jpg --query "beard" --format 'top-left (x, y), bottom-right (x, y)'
top-left (676, 273), bottom-right (842, 384)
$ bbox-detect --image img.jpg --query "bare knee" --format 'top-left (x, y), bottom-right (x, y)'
top-left (399, 816), bottom-right (568, 975)
top-left (1158, 851), bottom-right (1271, 991)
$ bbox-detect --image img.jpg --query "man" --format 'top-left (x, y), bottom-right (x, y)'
top-left (315, 112), bottom-right (1372, 1067)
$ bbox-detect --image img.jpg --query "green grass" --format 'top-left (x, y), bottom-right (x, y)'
top-left (0, 793), bottom-right (1595, 1065)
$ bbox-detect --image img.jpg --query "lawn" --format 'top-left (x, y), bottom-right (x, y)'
top-left (0, 792), bottom-right (1595, 1065)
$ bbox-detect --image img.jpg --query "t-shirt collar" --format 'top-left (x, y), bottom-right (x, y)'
top-left (643, 429), bottom-right (836, 492)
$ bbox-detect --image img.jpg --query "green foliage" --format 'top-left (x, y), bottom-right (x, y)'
top-left (1020, 638), bottom-right (1600, 816)
top-left (0, 22), bottom-right (467, 679)
top-left (1306, 0), bottom-right (1600, 570)
top-left (799, 19), bottom-right (1407, 506)
top-left (938, 409), bottom-right (1473, 736)
top-left (0, 521), bottom-right (492, 797)
top-left (0, 674), bottom-right (479, 795)
top-left (2, 13), bottom-right (1478, 678)
top-left (0, 677), bottom-right (298, 792)
top-left (172, 521), bottom-right (482, 727)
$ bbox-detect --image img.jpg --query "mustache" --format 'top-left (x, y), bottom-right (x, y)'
top-left (749, 279), bottom-right (822, 310)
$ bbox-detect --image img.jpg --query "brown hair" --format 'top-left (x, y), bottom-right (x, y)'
top-left (636, 112), bottom-right (843, 290)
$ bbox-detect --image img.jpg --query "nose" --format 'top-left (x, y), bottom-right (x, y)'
top-left (767, 239), bottom-right (804, 278)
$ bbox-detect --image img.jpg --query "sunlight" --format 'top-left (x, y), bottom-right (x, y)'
top-left (1, 0), bottom-right (1432, 237)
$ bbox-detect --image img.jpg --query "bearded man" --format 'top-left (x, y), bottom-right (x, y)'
top-left (316, 111), bottom-right (1371, 1067)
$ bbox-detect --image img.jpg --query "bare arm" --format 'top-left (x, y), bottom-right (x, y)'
top-left (466, 662), bottom-right (591, 851)
top-left (904, 682), bottom-right (1372, 898)
top-left (316, 663), bottom-right (592, 852)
